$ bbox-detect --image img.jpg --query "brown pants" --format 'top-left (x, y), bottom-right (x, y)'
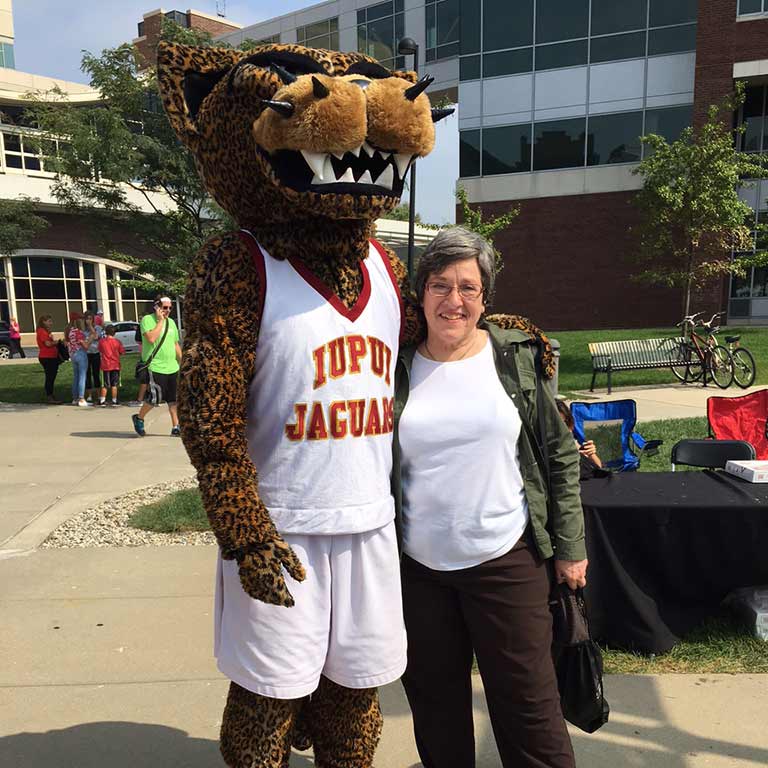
top-left (401, 534), bottom-right (575, 768)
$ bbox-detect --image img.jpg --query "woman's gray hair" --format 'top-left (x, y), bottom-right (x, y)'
top-left (414, 226), bottom-right (496, 303)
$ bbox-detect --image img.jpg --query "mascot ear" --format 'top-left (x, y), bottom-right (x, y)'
top-left (157, 42), bottom-right (242, 147)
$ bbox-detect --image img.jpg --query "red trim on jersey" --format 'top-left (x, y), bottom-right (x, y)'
top-left (238, 230), bottom-right (267, 312)
top-left (370, 238), bottom-right (405, 343)
top-left (287, 256), bottom-right (372, 323)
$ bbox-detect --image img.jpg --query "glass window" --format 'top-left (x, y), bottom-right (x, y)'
top-left (32, 280), bottom-right (66, 300)
top-left (591, 0), bottom-right (647, 35)
top-left (483, 48), bottom-right (532, 77)
top-left (738, 0), bottom-right (763, 13)
top-left (533, 117), bottom-right (586, 171)
top-left (121, 302), bottom-right (138, 322)
top-left (33, 301), bottom-right (68, 329)
top-left (590, 31), bottom-right (647, 63)
top-left (648, 24), bottom-right (697, 56)
top-left (11, 256), bottom-right (28, 276)
top-left (649, 0), bottom-right (698, 27)
top-left (63, 259), bottom-right (79, 278)
top-left (459, 0), bottom-right (481, 54)
top-left (29, 258), bottom-right (62, 278)
top-left (1, 43), bottom-right (15, 70)
top-left (296, 18), bottom-right (339, 50)
top-left (358, 4), bottom-right (404, 69)
top-left (535, 40), bottom-right (587, 70)
top-left (741, 86), bottom-right (765, 152)
top-left (484, 0), bottom-right (532, 51)
top-left (85, 282), bottom-right (97, 301)
top-left (731, 269), bottom-right (752, 297)
top-left (483, 124), bottom-right (532, 174)
top-left (4, 154), bottom-right (22, 169)
top-left (752, 266), bottom-right (768, 296)
top-left (536, 0), bottom-right (588, 44)
top-left (83, 262), bottom-right (95, 280)
top-left (586, 111), bottom-right (643, 165)
top-left (3, 132), bottom-right (20, 152)
top-left (459, 129), bottom-right (481, 177)
top-left (644, 105), bottom-right (692, 144)
top-left (66, 280), bottom-right (82, 299)
top-left (16, 301), bottom-right (34, 332)
top-left (460, 55), bottom-right (481, 80)
top-left (427, 0), bottom-right (460, 60)
top-left (14, 279), bottom-right (31, 299)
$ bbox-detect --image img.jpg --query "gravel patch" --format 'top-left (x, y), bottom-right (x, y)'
top-left (41, 476), bottom-right (216, 548)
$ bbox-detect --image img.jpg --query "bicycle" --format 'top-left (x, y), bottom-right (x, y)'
top-left (704, 316), bottom-right (756, 389)
top-left (671, 312), bottom-right (734, 389)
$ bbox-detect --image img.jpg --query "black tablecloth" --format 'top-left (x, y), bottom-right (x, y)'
top-left (579, 471), bottom-right (768, 654)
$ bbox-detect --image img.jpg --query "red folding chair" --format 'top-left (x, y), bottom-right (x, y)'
top-left (707, 389), bottom-right (768, 459)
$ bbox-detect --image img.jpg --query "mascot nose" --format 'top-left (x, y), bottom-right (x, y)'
top-left (351, 78), bottom-right (371, 91)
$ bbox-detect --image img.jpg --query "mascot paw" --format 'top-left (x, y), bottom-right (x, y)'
top-left (237, 539), bottom-right (306, 607)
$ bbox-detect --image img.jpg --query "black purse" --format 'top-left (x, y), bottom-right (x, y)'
top-left (549, 583), bottom-right (610, 733)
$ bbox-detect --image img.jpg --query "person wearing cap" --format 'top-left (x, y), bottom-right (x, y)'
top-left (131, 295), bottom-right (182, 436)
top-left (94, 310), bottom-right (104, 327)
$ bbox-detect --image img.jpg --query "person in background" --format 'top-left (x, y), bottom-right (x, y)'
top-left (36, 314), bottom-right (61, 404)
top-left (394, 227), bottom-right (586, 768)
top-left (83, 311), bottom-right (104, 403)
top-left (65, 314), bottom-right (91, 407)
top-left (555, 399), bottom-right (603, 475)
top-left (8, 317), bottom-right (25, 358)
top-left (94, 310), bottom-right (104, 326)
top-left (132, 296), bottom-right (182, 436)
top-left (98, 324), bottom-right (126, 406)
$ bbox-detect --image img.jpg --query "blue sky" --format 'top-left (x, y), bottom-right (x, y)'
top-left (14, 0), bottom-right (457, 225)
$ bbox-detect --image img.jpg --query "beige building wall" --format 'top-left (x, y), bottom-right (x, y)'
top-left (0, 0), bottom-right (13, 42)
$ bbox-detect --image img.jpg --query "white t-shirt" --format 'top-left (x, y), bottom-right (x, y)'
top-left (399, 337), bottom-right (529, 570)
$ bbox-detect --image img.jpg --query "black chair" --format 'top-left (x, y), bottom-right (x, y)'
top-left (670, 439), bottom-right (756, 471)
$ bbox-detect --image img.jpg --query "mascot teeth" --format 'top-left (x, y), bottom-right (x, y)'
top-left (301, 150), bottom-right (327, 179)
top-left (394, 153), bottom-right (412, 179)
top-left (358, 169), bottom-right (374, 185)
top-left (374, 164), bottom-right (394, 190)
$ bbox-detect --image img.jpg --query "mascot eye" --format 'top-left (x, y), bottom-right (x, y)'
top-left (228, 52), bottom-right (326, 95)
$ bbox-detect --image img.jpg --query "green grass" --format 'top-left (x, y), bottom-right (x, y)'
top-left (587, 416), bottom-right (710, 472)
top-left (127, 488), bottom-right (210, 533)
top-left (602, 611), bottom-right (768, 674)
top-left (553, 325), bottom-right (768, 392)
top-left (0, 353), bottom-right (141, 403)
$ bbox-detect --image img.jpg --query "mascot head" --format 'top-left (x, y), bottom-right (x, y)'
top-left (157, 42), bottom-right (452, 228)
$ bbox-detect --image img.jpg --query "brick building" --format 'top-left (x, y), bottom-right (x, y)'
top-left (215, 0), bottom-right (768, 329)
top-left (133, 8), bottom-right (242, 68)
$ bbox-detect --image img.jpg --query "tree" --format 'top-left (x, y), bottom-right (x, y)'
top-left (381, 203), bottom-right (423, 223)
top-left (25, 19), bottom-right (236, 297)
top-left (455, 185), bottom-right (519, 277)
top-left (632, 82), bottom-right (768, 317)
top-left (0, 197), bottom-right (50, 256)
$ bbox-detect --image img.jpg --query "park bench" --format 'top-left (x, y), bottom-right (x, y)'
top-left (589, 337), bottom-right (682, 394)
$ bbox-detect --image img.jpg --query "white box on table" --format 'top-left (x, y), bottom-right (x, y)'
top-left (724, 460), bottom-right (768, 483)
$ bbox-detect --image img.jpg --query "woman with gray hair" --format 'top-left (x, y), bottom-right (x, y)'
top-left (392, 226), bottom-right (587, 767)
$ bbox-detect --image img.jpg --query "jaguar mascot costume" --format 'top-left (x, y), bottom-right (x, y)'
top-left (157, 40), bottom-right (554, 768)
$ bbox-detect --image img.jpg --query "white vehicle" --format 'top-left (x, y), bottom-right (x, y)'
top-left (109, 321), bottom-right (141, 353)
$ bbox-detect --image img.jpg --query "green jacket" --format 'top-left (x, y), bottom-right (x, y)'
top-left (392, 322), bottom-right (587, 562)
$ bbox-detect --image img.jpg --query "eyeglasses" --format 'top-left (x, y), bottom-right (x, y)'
top-left (426, 281), bottom-right (483, 300)
top-left (161, 305), bottom-right (172, 310)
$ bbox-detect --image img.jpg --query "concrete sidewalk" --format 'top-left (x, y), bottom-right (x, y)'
top-left (571, 383), bottom-right (766, 422)
top-left (2, 546), bottom-right (767, 768)
top-left (0, 403), bottom-right (193, 553)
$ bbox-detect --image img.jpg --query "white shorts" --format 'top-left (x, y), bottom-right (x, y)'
top-left (214, 521), bottom-right (407, 699)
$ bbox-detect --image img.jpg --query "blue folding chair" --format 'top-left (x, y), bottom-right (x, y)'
top-left (570, 399), bottom-right (662, 472)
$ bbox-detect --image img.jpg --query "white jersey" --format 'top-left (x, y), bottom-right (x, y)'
top-left (241, 230), bottom-right (403, 535)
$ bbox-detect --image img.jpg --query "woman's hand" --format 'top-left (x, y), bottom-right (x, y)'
top-left (554, 559), bottom-right (588, 590)
top-left (579, 440), bottom-right (597, 458)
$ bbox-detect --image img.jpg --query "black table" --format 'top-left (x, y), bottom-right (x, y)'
top-left (579, 471), bottom-right (768, 654)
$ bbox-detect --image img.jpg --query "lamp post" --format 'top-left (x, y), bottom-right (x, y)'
top-left (398, 36), bottom-right (419, 281)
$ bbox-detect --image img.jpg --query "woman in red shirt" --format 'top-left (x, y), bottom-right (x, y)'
top-left (36, 314), bottom-right (61, 404)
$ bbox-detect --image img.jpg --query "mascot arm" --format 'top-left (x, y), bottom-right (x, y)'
top-left (382, 246), bottom-right (424, 346)
top-left (179, 234), bottom-right (305, 607)
top-left (485, 313), bottom-right (556, 379)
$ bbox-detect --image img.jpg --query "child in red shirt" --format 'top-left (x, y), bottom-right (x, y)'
top-left (98, 325), bottom-right (126, 406)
